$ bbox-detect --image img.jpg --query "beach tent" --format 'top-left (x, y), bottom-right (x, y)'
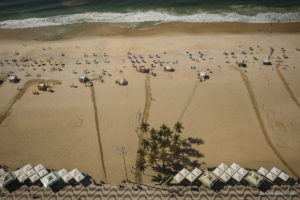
top-left (40, 172), bottom-right (59, 188)
top-left (199, 171), bottom-right (217, 188)
top-left (225, 168), bottom-right (235, 177)
top-left (186, 172), bottom-right (197, 183)
top-left (232, 172), bottom-right (244, 182)
top-left (278, 172), bottom-right (289, 182)
top-left (258, 167), bottom-right (269, 176)
top-left (217, 163), bottom-right (228, 172)
top-left (266, 172), bottom-right (277, 182)
top-left (29, 173), bottom-right (40, 183)
top-left (69, 168), bottom-right (81, 178)
top-left (74, 173), bottom-right (85, 183)
top-left (0, 171), bottom-right (16, 188)
top-left (61, 173), bottom-right (72, 183)
top-left (26, 169), bottom-right (36, 177)
top-left (220, 173), bottom-right (231, 183)
top-left (270, 167), bottom-right (281, 176)
top-left (17, 174), bottom-right (28, 183)
top-left (79, 76), bottom-right (88, 83)
top-left (57, 169), bottom-right (68, 178)
top-left (22, 164), bottom-right (33, 173)
top-left (179, 168), bottom-right (190, 177)
top-left (173, 173), bottom-right (185, 183)
top-left (34, 164), bottom-right (45, 172)
top-left (230, 163), bottom-right (241, 172)
top-left (0, 169), bottom-right (5, 176)
top-left (13, 169), bottom-right (24, 177)
top-left (191, 168), bottom-right (203, 177)
top-left (213, 168), bottom-right (224, 177)
top-left (237, 167), bottom-right (248, 177)
top-left (38, 169), bottom-right (49, 177)
top-left (245, 171), bottom-right (264, 188)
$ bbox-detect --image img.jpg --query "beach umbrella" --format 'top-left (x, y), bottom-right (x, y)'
top-left (278, 172), bottom-right (289, 182)
top-left (225, 168), bottom-right (235, 177)
top-left (179, 168), bottom-right (190, 177)
top-left (26, 169), bottom-right (36, 177)
top-left (220, 172), bottom-right (231, 183)
top-left (232, 172), bottom-right (244, 182)
top-left (213, 168), bottom-right (224, 177)
top-left (29, 173), bottom-right (40, 183)
top-left (69, 168), bottom-right (81, 178)
top-left (230, 163), bottom-right (241, 172)
top-left (237, 167), bottom-right (248, 177)
top-left (17, 174), bottom-right (28, 183)
top-left (217, 163), bottom-right (228, 172)
top-left (266, 172), bottom-right (277, 182)
top-left (61, 173), bottom-right (72, 183)
top-left (38, 169), bottom-right (49, 177)
top-left (34, 164), bottom-right (45, 172)
top-left (191, 168), bottom-right (203, 177)
top-left (270, 167), bottom-right (281, 176)
top-left (13, 169), bottom-right (24, 177)
top-left (173, 173), bottom-right (185, 183)
top-left (22, 164), bottom-right (33, 173)
top-left (258, 167), bottom-right (268, 176)
top-left (74, 173), bottom-right (85, 183)
top-left (186, 173), bottom-right (197, 183)
top-left (57, 169), bottom-right (68, 178)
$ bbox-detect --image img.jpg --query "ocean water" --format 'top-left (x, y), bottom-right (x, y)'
top-left (0, 0), bottom-right (300, 28)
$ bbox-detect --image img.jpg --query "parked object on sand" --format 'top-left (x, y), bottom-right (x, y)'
top-left (164, 66), bottom-right (174, 72)
top-left (79, 76), bottom-right (89, 83)
top-left (137, 66), bottom-right (149, 73)
top-left (9, 75), bottom-right (19, 83)
top-left (197, 71), bottom-right (209, 82)
top-left (32, 90), bottom-right (39, 95)
top-left (85, 81), bottom-right (93, 87)
top-left (115, 78), bottom-right (128, 86)
top-left (263, 58), bottom-right (272, 65)
top-left (236, 60), bottom-right (247, 67)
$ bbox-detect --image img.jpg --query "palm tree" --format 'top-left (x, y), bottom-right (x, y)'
top-left (141, 122), bottom-right (149, 134)
top-left (136, 156), bottom-right (146, 173)
top-left (138, 148), bottom-right (146, 158)
top-left (174, 122), bottom-right (183, 134)
top-left (150, 128), bottom-right (158, 141)
top-left (148, 152), bottom-right (157, 166)
top-left (142, 139), bottom-right (150, 152)
top-left (150, 141), bottom-right (158, 154)
top-left (159, 149), bottom-right (168, 168)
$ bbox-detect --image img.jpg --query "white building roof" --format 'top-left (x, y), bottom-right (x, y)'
top-left (22, 164), bottom-right (33, 173)
top-left (69, 168), bottom-right (81, 178)
top-left (270, 167), bottom-right (281, 176)
top-left (213, 168), bottom-right (224, 177)
top-left (74, 173), bottom-right (85, 183)
top-left (230, 163), bottom-right (241, 171)
top-left (232, 172), bottom-right (244, 182)
top-left (225, 168), bottom-right (235, 177)
top-left (217, 163), bottom-right (228, 172)
top-left (173, 173), bottom-right (184, 183)
top-left (237, 167), bottom-right (248, 177)
top-left (26, 169), bottom-right (36, 177)
top-left (29, 173), bottom-right (40, 183)
top-left (258, 167), bottom-right (269, 176)
top-left (278, 172), bottom-right (289, 182)
top-left (34, 164), bottom-right (45, 172)
top-left (199, 171), bottom-right (217, 188)
top-left (191, 168), bottom-right (203, 177)
top-left (13, 169), bottom-right (24, 177)
top-left (38, 169), bottom-right (49, 177)
top-left (40, 172), bottom-right (59, 187)
top-left (0, 169), bottom-right (5, 176)
top-left (17, 174), bottom-right (28, 183)
top-left (220, 173), bottom-right (231, 183)
top-left (57, 169), bottom-right (68, 178)
top-left (266, 172), bottom-right (277, 182)
top-left (186, 173), bottom-right (197, 183)
top-left (245, 171), bottom-right (264, 187)
top-left (179, 168), bottom-right (190, 177)
top-left (61, 173), bottom-right (72, 183)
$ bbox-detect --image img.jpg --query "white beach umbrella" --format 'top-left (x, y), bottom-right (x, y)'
top-left (22, 164), bottom-right (33, 173)
top-left (232, 172), bottom-right (244, 182)
top-left (217, 163), bottom-right (228, 172)
top-left (57, 169), bottom-right (68, 178)
top-left (258, 167), bottom-right (269, 176)
top-left (61, 173), bottom-right (72, 183)
top-left (173, 173), bottom-right (185, 183)
top-left (29, 173), bottom-right (40, 183)
top-left (34, 164), bottom-right (45, 172)
top-left (238, 167), bottom-right (248, 177)
top-left (220, 173), bottom-right (231, 183)
top-left (266, 172), bottom-right (277, 182)
top-left (191, 168), bottom-right (203, 177)
top-left (38, 169), bottom-right (49, 177)
top-left (179, 168), bottom-right (190, 177)
top-left (13, 169), bottom-right (24, 177)
top-left (230, 163), bottom-right (241, 172)
top-left (213, 168), bottom-right (224, 177)
top-left (26, 169), bottom-right (36, 177)
top-left (17, 174), bottom-right (28, 183)
top-left (74, 173), bottom-right (85, 183)
top-left (278, 172), bottom-right (289, 182)
top-left (270, 167), bottom-right (281, 176)
top-left (69, 168), bottom-right (81, 178)
top-left (186, 173), bottom-right (197, 183)
top-left (225, 168), bottom-right (235, 177)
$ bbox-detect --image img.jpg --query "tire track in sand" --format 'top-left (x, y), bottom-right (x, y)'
top-left (178, 80), bottom-right (199, 122)
top-left (90, 78), bottom-right (107, 182)
top-left (275, 65), bottom-right (300, 110)
top-left (135, 73), bottom-right (151, 183)
top-left (236, 67), bottom-right (299, 178)
top-left (0, 79), bottom-right (61, 125)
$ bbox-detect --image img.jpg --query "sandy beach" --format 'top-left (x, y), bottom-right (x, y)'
top-left (0, 23), bottom-right (300, 184)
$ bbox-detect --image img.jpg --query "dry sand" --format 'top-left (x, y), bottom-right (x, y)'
top-left (0, 24), bottom-right (300, 184)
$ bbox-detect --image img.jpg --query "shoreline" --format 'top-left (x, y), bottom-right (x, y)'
top-left (0, 22), bottom-right (300, 41)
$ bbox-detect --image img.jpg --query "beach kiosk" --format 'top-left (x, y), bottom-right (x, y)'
top-left (40, 172), bottom-right (59, 188)
top-left (0, 171), bottom-right (16, 188)
top-left (245, 171), bottom-right (264, 188)
top-left (199, 170), bottom-right (217, 188)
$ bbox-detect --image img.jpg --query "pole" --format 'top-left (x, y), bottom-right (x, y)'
top-left (118, 146), bottom-right (129, 182)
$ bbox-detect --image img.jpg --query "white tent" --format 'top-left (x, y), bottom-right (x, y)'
top-left (29, 173), bottom-right (40, 183)
top-left (258, 167), bottom-right (268, 176)
top-left (173, 173), bottom-right (185, 183)
top-left (186, 173), bottom-right (197, 183)
top-left (199, 171), bottom-right (217, 188)
top-left (213, 168), bottom-right (224, 177)
top-left (232, 172), bottom-right (244, 182)
top-left (230, 163), bottom-right (241, 171)
top-left (225, 168), bottom-right (235, 177)
top-left (38, 169), bottom-right (49, 177)
top-left (34, 164), bottom-right (45, 172)
top-left (22, 164), bottom-right (32, 173)
top-left (26, 169), bottom-right (36, 177)
top-left (61, 173), bottom-right (72, 183)
top-left (270, 167), bottom-right (281, 176)
top-left (69, 168), bottom-right (81, 178)
top-left (191, 168), bottom-right (203, 177)
top-left (40, 172), bottom-right (59, 187)
top-left (57, 169), bottom-right (68, 178)
top-left (278, 172), bottom-right (289, 182)
top-left (245, 171), bottom-right (264, 188)
top-left (74, 173), bottom-right (85, 183)
top-left (0, 169), bottom-right (5, 176)
top-left (220, 173), bottom-right (231, 183)
top-left (17, 174), bottom-right (28, 183)
top-left (179, 168), bottom-right (190, 177)
top-left (217, 163), bottom-right (228, 172)
top-left (266, 172), bottom-right (277, 182)
top-left (237, 167), bottom-right (248, 177)
top-left (13, 169), bottom-right (24, 177)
